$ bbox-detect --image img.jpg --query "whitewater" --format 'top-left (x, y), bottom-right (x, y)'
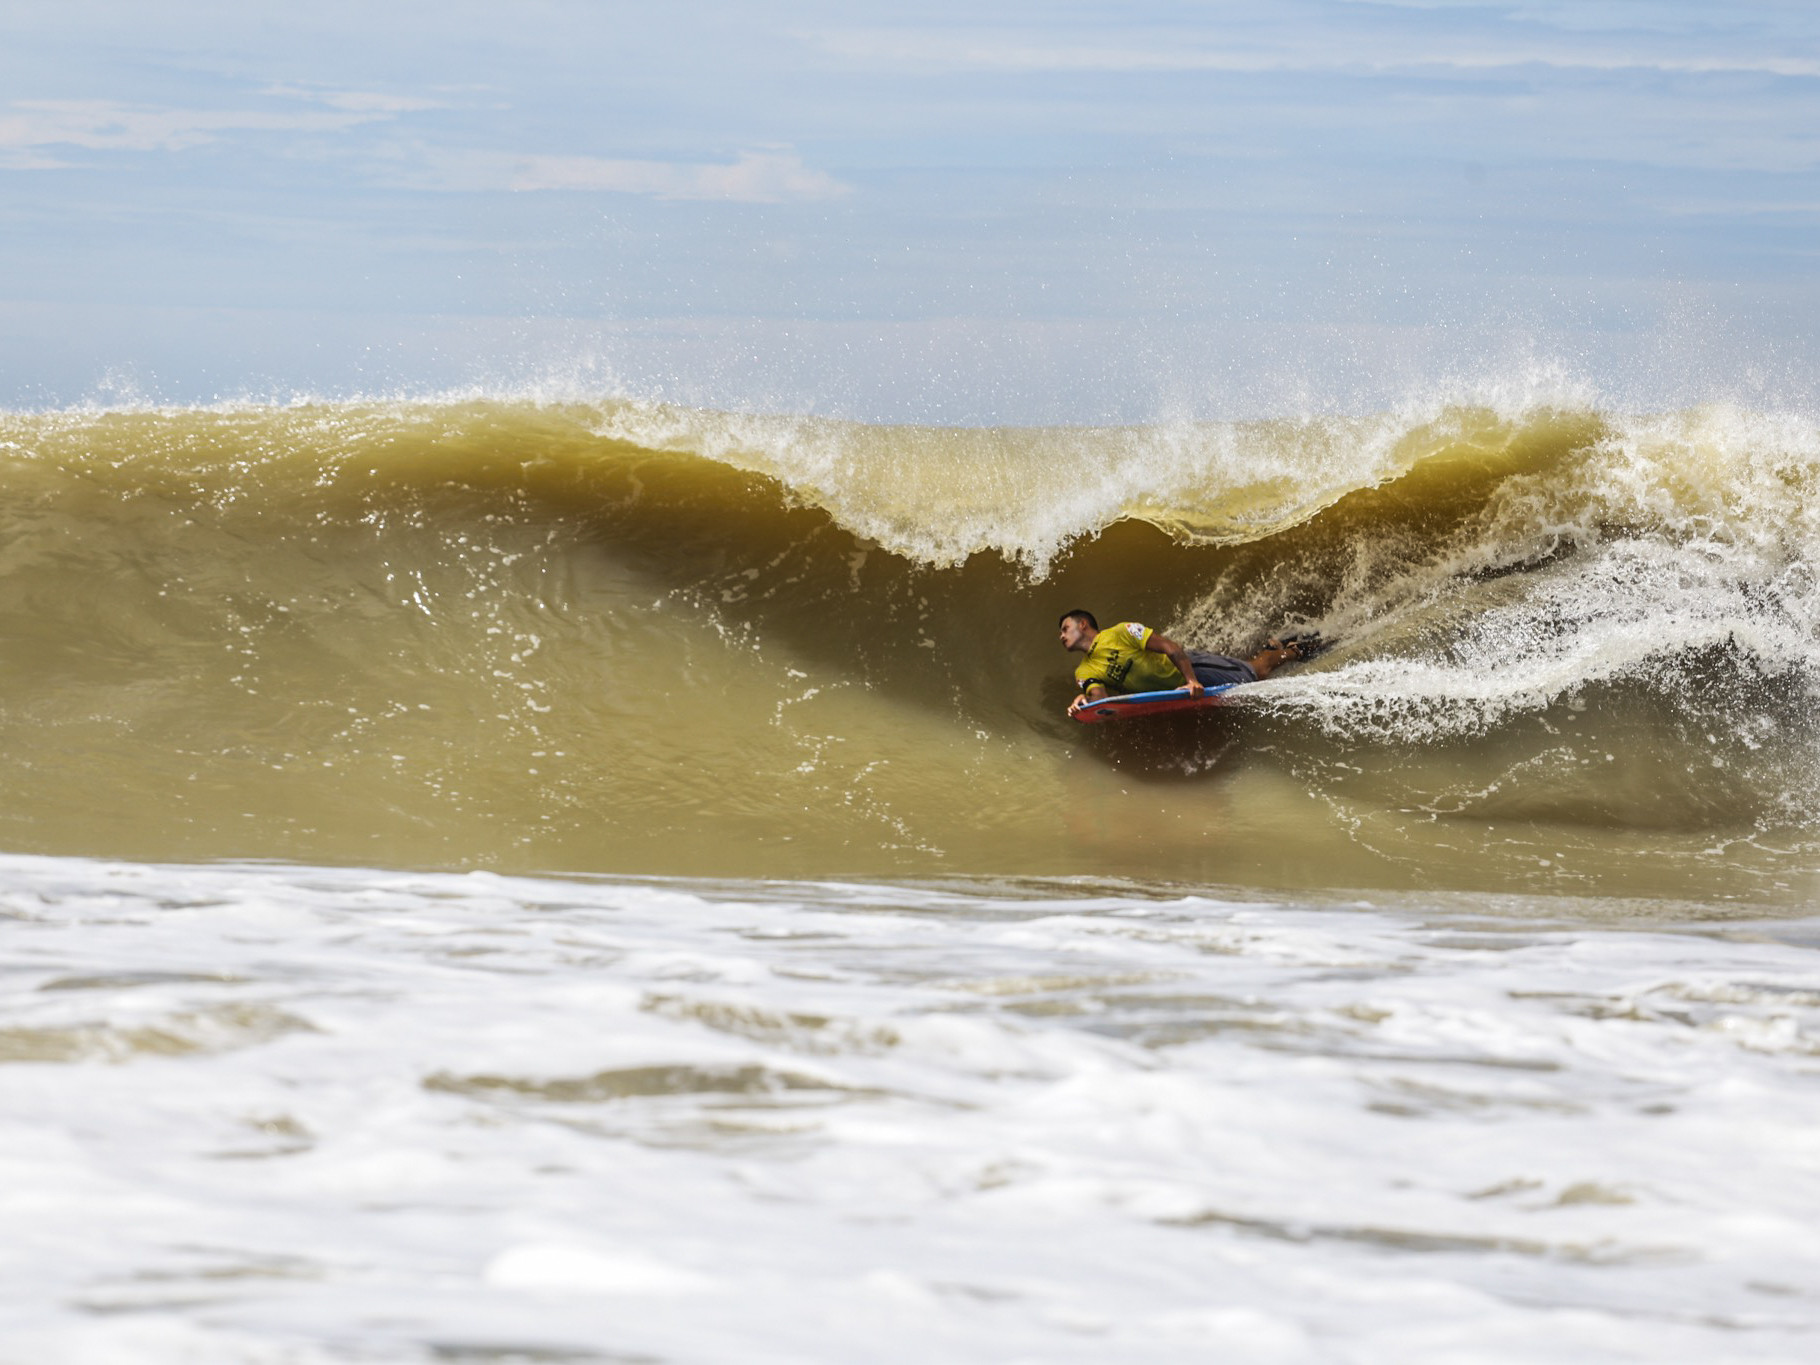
top-left (3, 382), bottom-right (1819, 1361)
top-left (3, 856), bottom-right (1817, 1363)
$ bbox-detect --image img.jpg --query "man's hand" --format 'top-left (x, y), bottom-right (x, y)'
top-left (1068, 685), bottom-right (1109, 717)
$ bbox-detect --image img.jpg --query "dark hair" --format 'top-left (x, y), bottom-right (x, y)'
top-left (1058, 609), bottom-right (1098, 631)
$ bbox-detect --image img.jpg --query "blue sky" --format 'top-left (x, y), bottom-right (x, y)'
top-left (3, 1), bottom-right (1816, 419)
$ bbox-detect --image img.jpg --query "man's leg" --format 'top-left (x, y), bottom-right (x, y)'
top-left (1187, 651), bottom-right (1259, 687)
top-left (1242, 637), bottom-right (1316, 680)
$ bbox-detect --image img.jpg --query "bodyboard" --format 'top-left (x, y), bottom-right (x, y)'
top-left (1072, 683), bottom-right (1242, 724)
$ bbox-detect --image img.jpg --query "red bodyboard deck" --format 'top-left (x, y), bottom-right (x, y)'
top-left (1071, 683), bottom-right (1243, 723)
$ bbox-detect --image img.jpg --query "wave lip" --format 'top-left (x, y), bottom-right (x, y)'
top-left (587, 397), bottom-right (1537, 573)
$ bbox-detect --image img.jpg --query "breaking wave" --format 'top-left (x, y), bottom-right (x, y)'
top-left (2, 384), bottom-right (1817, 893)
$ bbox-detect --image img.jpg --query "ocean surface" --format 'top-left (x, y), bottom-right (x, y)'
top-left (3, 387), bottom-right (1819, 1361)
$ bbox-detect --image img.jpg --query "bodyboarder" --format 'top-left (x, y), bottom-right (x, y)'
top-left (1058, 610), bottom-right (1314, 718)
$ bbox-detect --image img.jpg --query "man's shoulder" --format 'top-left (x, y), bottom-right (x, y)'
top-left (1109, 621), bottom-right (1151, 646)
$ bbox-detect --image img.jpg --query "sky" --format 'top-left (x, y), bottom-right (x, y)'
top-left (2, 0), bottom-right (1817, 420)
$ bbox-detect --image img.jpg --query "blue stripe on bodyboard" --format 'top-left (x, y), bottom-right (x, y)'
top-left (1072, 682), bottom-right (1242, 723)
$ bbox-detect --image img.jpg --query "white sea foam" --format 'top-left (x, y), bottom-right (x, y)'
top-left (1, 854), bottom-right (1816, 1362)
top-left (585, 394), bottom-right (1441, 573)
top-left (1221, 402), bottom-right (1820, 743)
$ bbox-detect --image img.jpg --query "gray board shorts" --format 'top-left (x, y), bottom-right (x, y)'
top-left (1187, 651), bottom-right (1258, 687)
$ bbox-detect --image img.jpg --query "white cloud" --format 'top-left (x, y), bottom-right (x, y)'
top-left (0, 98), bottom-right (387, 160)
top-left (0, 93), bottom-right (850, 204)
top-left (811, 28), bottom-right (1820, 79)
top-left (508, 149), bottom-right (850, 203)
top-left (1409, 52), bottom-right (1820, 78)
top-left (259, 85), bottom-right (450, 115)
top-left (0, 147), bottom-right (73, 171)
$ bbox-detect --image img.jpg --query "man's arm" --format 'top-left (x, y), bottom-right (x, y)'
top-left (1145, 632), bottom-right (1204, 697)
top-left (1066, 682), bottom-right (1110, 717)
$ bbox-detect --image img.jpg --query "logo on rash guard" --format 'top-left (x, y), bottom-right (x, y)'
top-left (1125, 623), bottom-right (1147, 641)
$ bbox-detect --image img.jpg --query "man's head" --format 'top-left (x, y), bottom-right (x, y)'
top-left (1058, 609), bottom-right (1098, 652)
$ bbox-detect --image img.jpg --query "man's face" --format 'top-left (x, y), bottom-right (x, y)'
top-left (1058, 618), bottom-right (1089, 652)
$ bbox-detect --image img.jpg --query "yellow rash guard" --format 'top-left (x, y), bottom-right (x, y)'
top-left (1073, 622), bottom-right (1186, 695)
